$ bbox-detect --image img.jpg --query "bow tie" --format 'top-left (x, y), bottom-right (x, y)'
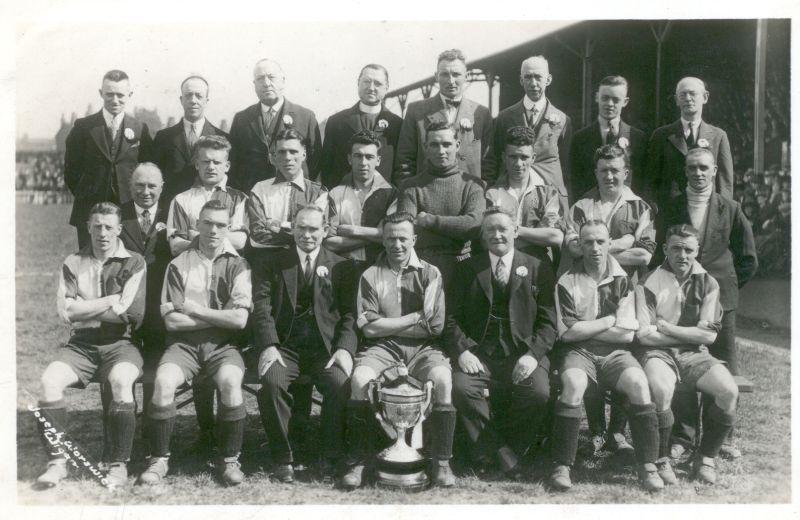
top-left (444, 98), bottom-right (461, 108)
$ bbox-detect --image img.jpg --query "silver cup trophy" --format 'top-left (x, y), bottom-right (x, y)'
top-left (368, 363), bottom-right (433, 490)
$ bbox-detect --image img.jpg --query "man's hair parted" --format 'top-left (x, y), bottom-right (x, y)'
top-left (194, 135), bottom-right (232, 159)
top-left (579, 218), bottom-right (610, 236)
top-left (293, 204), bottom-right (327, 224)
top-left (382, 211), bottom-right (415, 230)
top-left (593, 143), bottom-right (630, 169)
top-left (199, 199), bottom-right (230, 217)
top-left (598, 75), bottom-right (629, 90)
top-left (437, 49), bottom-right (466, 66)
top-left (274, 128), bottom-right (308, 150)
top-left (686, 146), bottom-right (717, 165)
top-left (87, 202), bottom-right (121, 221)
top-left (348, 130), bottom-right (382, 152)
top-left (665, 224), bottom-right (700, 241)
top-left (102, 70), bottom-right (129, 83)
top-left (424, 120), bottom-right (457, 140)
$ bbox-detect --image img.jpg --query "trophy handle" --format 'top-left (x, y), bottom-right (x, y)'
top-left (367, 379), bottom-right (397, 440)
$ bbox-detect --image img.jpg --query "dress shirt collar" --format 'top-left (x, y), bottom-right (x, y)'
top-left (358, 102), bottom-right (382, 115)
top-left (102, 108), bottom-right (125, 129)
top-left (440, 93), bottom-right (463, 106)
top-left (523, 95), bottom-right (547, 113)
top-left (183, 118), bottom-right (205, 135)
top-left (681, 117), bottom-right (702, 136)
top-left (296, 246), bottom-right (321, 269)
top-left (489, 249), bottom-right (515, 273)
top-left (598, 116), bottom-right (621, 133)
top-left (133, 202), bottom-right (157, 218)
top-left (261, 97), bottom-right (285, 116)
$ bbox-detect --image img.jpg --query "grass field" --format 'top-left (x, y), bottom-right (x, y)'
top-left (15, 203), bottom-right (791, 505)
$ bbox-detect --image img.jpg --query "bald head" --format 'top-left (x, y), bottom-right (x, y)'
top-left (253, 59), bottom-right (286, 106)
top-left (520, 56), bottom-right (549, 75)
top-left (675, 76), bottom-right (709, 119)
top-left (130, 162), bottom-right (164, 209)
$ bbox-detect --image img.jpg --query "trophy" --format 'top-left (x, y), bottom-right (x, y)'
top-left (367, 363), bottom-right (433, 491)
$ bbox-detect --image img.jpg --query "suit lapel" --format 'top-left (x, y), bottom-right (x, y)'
top-left (619, 120), bottom-right (631, 142)
top-left (532, 99), bottom-right (551, 140)
top-left (249, 105), bottom-right (268, 146)
top-left (116, 116), bottom-right (133, 159)
top-left (272, 99), bottom-right (292, 144)
top-left (281, 250), bottom-right (298, 310)
top-left (173, 121), bottom-right (191, 161)
top-left (475, 254), bottom-right (493, 302)
top-left (120, 203), bottom-right (145, 251)
top-left (424, 96), bottom-right (448, 125)
top-left (345, 103), bottom-right (363, 133)
top-left (508, 252), bottom-right (524, 298)
top-left (696, 120), bottom-right (711, 142)
top-left (667, 120), bottom-right (688, 156)
top-left (591, 121), bottom-right (604, 149)
top-left (90, 115), bottom-right (113, 162)
top-left (142, 206), bottom-right (164, 249)
top-left (699, 193), bottom-right (722, 260)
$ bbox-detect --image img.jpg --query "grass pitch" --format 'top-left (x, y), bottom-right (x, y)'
top-left (15, 203), bottom-right (791, 504)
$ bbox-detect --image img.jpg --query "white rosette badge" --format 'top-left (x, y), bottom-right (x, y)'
top-left (316, 265), bottom-right (329, 278)
top-left (459, 118), bottom-right (473, 132)
top-left (515, 266), bottom-right (528, 277)
top-left (697, 138), bottom-right (710, 148)
top-left (124, 128), bottom-right (136, 141)
top-left (617, 137), bottom-right (629, 149)
top-left (283, 114), bottom-right (294, 127)
top-left (377, 119), bottom-right (389, 130)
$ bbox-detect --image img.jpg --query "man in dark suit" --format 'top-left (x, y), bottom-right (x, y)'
top-left (660, 147), bottom-right (757, 462)
top-left (644, 76), bottom-right (734, 216)
top-left (395, 49), bottom-right (493, 185)
top-left (151, 76), bottom-right (228, 206)
top-left (570, 75), bottom-right (647, 202)
top-left (448, 207), bottom-right (557, 476)
top-left (229, 59), bottom-right (322, 191)
top-left (119, 163), bottom-right (171, 369)
top-left (490, 56), bottom-right (572, 202)
top-left (251, 205), bottom-right (357, 483)
top-left (320, 64), bottom-right (402, 189)
top-left (64, 69), bottom-right (153, 248)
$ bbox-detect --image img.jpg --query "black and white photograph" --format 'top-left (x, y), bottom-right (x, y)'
top-left (6, 1), bottom-right (796, 515)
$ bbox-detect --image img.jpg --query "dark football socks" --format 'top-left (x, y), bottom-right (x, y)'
top-left (147, 402), bottom-right (177, 458)
top-left (627, 402), bottom-right (659, 465)
top-left (430, 405), bottom-right (457, 461)
top-left (345, 400), bottom-right (373, 464)
top-left (108, 400), bottom-right (136, 462)
top-left (37, 399), bottom-right (67, 461)
top-left (656, 409), bottom-right (675, 459)
top-left (551, 401), bottom-right (582, 466)
top-left (699, 402), bottom-right (736, 458)
top-left (216, 403), bottom-right (246, 458)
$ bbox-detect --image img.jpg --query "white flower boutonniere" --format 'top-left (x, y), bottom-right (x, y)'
top-left (617, 137), bottom-right (629, 149)
top-left (459, 118), bottom-right (473, 131)
top-left (515, 266), bottom-right (528, 277)
top-left (283, 114), bottom-right (294, 126)
top-left (544, 114), bottom-right (561, 126)
top-left (316, 265), bottom-right (329, 278)
top-left (697, 138), bottom-right (710, 148)
top-left (123, 128), bottom-right (136, 141)
top-left (377, 119), bottom-right (389, 130)
top-left (155, 222), bottom-right (166, 233)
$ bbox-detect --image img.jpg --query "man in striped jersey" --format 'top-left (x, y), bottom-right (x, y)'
top-left (636, 224), bottom-right (738, 485)
top-left (36, 202), bottom-right (146, 489)
top-left (562, 143), bottom-right (656, 455)
top-left (325, 130), bottom-right (397, 265)
top-left (340, 212), bottom-right (455, 489)
top-left (166, 135), bottom-right (249, 256)
top-left (549, 220), bottom-right (662, 492)
top-left (139, 200), bottom-right (252, 487)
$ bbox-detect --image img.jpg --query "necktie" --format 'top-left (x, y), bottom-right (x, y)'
top-left (607, 124), bottom-right (617, 145)
top-left (141, 209), bottom-right (151, 234)
top-left (304, 255), bottom-right (313, 284)
top-left (687, 122), bottom-right (696, 147)
top-left (187, 125), bottom-right (198, 149)
top-left (527, 107), bottom-right (539, 127)
top-left (110, 118), bottom-right (120, 141)
top-left (495, 258), bottom-right (509, 288)
top-left (263, 109), bottom-right (275, 135)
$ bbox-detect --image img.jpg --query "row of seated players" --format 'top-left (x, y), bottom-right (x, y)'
top-left (34, 122), bottom-right (755, 493)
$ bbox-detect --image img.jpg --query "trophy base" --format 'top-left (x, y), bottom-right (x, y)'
top-left (374, 458), bottom-right (430, 492)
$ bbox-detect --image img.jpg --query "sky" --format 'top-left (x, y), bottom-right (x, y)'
top-left (16, 20), bottom-right (573, 139)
